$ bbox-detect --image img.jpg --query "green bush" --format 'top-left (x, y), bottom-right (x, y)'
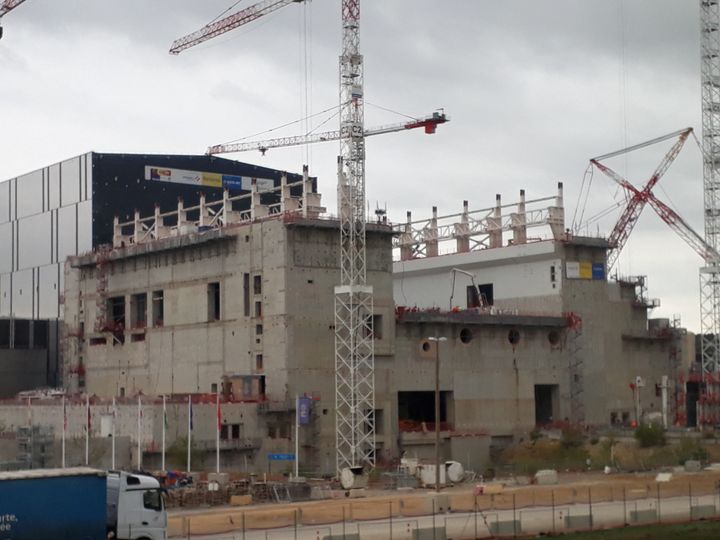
top-left (675, 437), bottom-right (708, 464)
top-left (561, 426), bottom-right (585, 449)
top-left (634, 423), bottom-right (666, 448)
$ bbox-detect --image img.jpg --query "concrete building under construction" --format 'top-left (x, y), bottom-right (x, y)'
top-left (48, 173), bottom-right (691, 474)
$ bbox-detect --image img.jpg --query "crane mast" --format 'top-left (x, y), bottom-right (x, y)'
top-left (700, 1), bottom-right (720, 383)
top-left (334, 0), bottom-right (376, 473)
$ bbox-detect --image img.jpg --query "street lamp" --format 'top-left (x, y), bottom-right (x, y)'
top-left (428, 336), bottom-right (447, 492)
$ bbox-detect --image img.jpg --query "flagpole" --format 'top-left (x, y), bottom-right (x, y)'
top-left (85, 394), bottom-right (90, 466)
top-left (111, 397), bottom-right (116, 470)
top-left (137, 396), bottom-right (142, 470)
top-left (216, 387), bottom-right (220, 474)
top-left (294, 394), bottom-right (299, 479)
top-left (161, 395), bottom-right (166, 472)
top-left (61, 396), bottom-right (66, 469)
top-left (187, 395), bottom-right (192, 473)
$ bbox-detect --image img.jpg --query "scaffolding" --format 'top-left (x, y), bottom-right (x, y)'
top-left (565, 312), bottom-right (584, 425)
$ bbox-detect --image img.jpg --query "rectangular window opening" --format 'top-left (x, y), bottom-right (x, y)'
top-left (208, 282), bottom-right (221, 321)
top-left (254, 301), bottom-right (262, 318)
top-left (243, 273), bottom-right (250, 317)
top-left (256, 324), bottom-right (263, 335)
top-left (152, 290), bottom-right (164, 327)
top-left (130, 292), bottom-right (147, 329)
top-left (253, 275), bottom-right (262, 295)
top-left (255, 354), bottom-right (263, 371)
top-left (478, 283), bottom-right (494, 306)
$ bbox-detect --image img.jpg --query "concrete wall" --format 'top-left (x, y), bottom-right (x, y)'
top-left (393, 240), bottom-right (563, 313)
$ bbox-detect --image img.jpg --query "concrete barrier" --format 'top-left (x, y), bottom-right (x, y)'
top-left (630, 509), bottom-right (657, 523)
top-left (565, 514), bottom-right (593, 530)
top-left (412, 527), bottom-right (447, 540)
top-left (489, 520), bottom-right (521, 535)
top-left (534, 469), bottom-right (558, 485)
top-left (691, 505), bottom-right (717, 519)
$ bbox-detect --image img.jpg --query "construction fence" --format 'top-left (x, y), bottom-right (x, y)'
top-left (169, 472), bottom-right (720, 539)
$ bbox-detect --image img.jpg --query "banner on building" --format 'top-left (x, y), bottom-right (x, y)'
top-left (298, 397), bottom-right (312, 425)
top-left (566, 261), bottom-right (606, 281)
top-left (144, 166), bottom-right (274, 192)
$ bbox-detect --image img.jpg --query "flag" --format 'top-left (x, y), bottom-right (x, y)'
top-left (189, 398), bottom-right (193, 431)
top-left (63, 397), bottom-right (67, 431)
top-left (217, 396), bottom-right (222, 432)
top-left (163, 399), bottom-right (168, 431)
top-left (86, 395), bottom-right (91, 432)
top-left (26, 397), bottom-right (32, 427)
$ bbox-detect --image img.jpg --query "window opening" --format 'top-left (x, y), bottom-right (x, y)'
top-left (130, 293), bottom-right (147, 329)
top-left (243, 273), bottom-right (250, 316)
top-left (253, 275), bottom-right (262, 295)
top-left (152, 290), bottom-right (164, 327)
top-left (208, 282), bottom-right (220, 321)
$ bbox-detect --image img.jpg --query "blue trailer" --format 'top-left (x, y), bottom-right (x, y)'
top-left (0, 467), bottom-right (107, 540)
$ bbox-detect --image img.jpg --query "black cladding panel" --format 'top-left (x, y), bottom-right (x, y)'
top-left (90, 153), bottom-right (312, 247)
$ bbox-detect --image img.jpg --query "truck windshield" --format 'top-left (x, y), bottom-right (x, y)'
top-left (143, 489), bottom-right (163, 511)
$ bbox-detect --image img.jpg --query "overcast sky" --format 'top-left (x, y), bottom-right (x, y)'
top-left (0, 0), bottom-right (707, 331)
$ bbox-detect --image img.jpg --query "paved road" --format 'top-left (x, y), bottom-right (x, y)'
top-left (175, 492), bottom-right (720, 539)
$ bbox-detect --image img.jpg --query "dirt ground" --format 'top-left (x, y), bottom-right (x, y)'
top-left (167, 469), bottom-right (720, 536)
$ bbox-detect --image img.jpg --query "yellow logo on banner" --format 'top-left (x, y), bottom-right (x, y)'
top-left (579, 262), bottom-right (592, 279)
top-left (201, 173), bottom-right (223, 188)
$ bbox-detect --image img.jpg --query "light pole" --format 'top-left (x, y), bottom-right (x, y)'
top-left (428, 336), bottom-right (447, 492)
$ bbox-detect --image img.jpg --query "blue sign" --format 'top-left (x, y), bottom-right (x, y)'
top-left (591, 263), bottom-right (605, 280)
top-left (298, 397), bottom-right (312, 425)
top-left (268, 453), bottom-right (296, 461)
top-left (221, 175), bottom-right (244, 191)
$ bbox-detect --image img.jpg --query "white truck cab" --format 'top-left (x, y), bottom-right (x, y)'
top-left (106, 471), bottom-right (167, 540)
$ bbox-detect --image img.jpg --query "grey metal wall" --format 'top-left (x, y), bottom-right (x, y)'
top-left (0, 153), bottom-right (93, 320)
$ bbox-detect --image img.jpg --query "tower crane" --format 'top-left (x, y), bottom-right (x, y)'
top-left (171, 0), bottom-right (445, 473)
top-left (207, 112), bottom-right (449, 155)
top-left (592, 129), bottom-right (720, 266)
top-left (699, 1), bottom-right (720, 401)
top-left (590, 128), bottom-right (692, 271)
top-left (0, 0), bottom-right (29, 39)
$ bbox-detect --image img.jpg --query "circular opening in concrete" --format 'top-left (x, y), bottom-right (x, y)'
top-left (421, 341), bottom-right (431, 352)
top-left (508, 329), bottom-right (520, 345)
top-left (548, 330), bottom-right (561, 345)
top-left (459, 328), bottom-right (473, 344)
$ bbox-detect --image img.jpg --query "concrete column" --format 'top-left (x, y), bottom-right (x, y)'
top-left (251, 179), bottom-right (268, 220)
top-left (424, 206), bottom-right (439, 257)
top-left (153, 205), bottom-right (168, 240)
top-left (133, 210), bottom-right (142, 244)
top-left (454, 200), bottom-right (470, 253)
top-left (400, 211), bottom-right (414, 261)
top-left (512, 190), bottom-right (527, 245)
top-left (112, 216), bottom-right (126, 248)
top-left (199, 193), bottom-right (209, 227)
top-left (548, 182), bottom-right (566, 240)
top-left (488, 194), bottom-right (503, 248)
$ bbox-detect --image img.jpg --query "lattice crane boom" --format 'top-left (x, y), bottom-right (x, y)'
top-left (207, 112), bottom-right (449, 155)
top-left (0, 0), bottom-right (27, 17)
top-left (0, 0), bottom-right (28, 39)
top-left (590, 128), bottom-right (692, 271)
top-left (169, 0), bottom-right (304, 55)
top-left (646, 193), bottom-right (720, 264)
